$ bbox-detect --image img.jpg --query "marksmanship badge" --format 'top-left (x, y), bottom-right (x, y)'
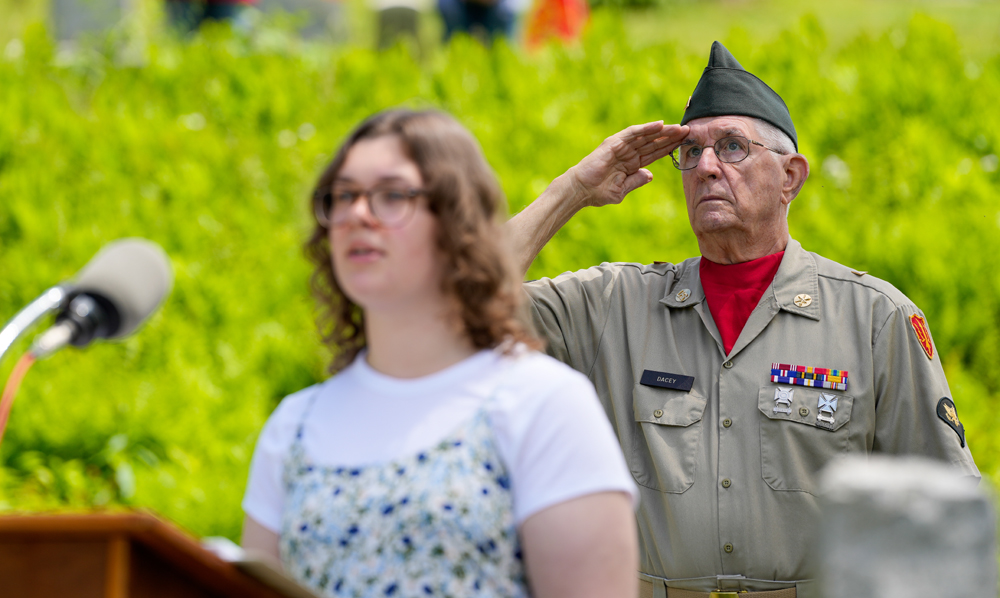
top-left (773, 387), bottom-right (794, 414)
top-left (910, 314), bottom-right (934, 360)
top-left (817, 393), bottom-right (838, 427)
top-left (771, 363), bottom-right (848, 391)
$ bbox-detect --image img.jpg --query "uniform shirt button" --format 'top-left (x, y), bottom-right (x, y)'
top-left (799, 407), bottom-right (810, 417)
top-left (721, 478), bottom-right (731, 488)
top-left (653, 409), bottom-right (664, 418)
top-left (722, 418), bottom-right (732, 428)
top-left (723, 360), bottom-right (734, 369)
top-left (724, 543), bottom-right (734, 553)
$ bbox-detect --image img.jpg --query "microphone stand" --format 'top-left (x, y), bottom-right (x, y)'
top-left (0, 286), bottom-right (70, 367)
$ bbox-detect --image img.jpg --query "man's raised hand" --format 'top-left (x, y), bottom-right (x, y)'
top-left (507, 121), bottom-right (689, 275)
top-left (567, 121), bottom-right (689, 208)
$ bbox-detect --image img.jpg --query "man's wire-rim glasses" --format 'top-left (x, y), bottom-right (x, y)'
top-left (314, 187), bottom-right (426, 228)
top-left (670, 135), bottom-right (785, 171)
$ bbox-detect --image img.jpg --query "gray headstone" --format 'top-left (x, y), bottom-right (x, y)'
top-left (818, 456), bottom-right (997, 598)
top-left (51, 0), bottom-right (125, 41)
top-left (257, 0), bottom-right (347, 40)
top-left (52, 0), bottom-right (349, 42)
top-left (376, 6), bottom-right (418, 50)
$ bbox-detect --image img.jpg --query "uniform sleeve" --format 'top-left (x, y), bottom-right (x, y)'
top-left (871, 304), bottom-right (980, 477)
top-left (242, 394), bottom-right (309, 532)
top-left (490, 357), bottom-right (638, 526)
top-left (523, 264), bottom-right (620, 374)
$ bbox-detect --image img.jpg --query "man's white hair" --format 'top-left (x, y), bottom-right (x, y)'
top-left (751, 118), bottom-right (796, 155)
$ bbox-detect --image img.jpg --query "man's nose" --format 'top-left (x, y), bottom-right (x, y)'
top-left (694, 146), bottom-right (722, 179)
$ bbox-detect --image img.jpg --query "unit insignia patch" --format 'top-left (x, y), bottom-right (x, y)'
top-left (910, 314), bottom-right (934, 360)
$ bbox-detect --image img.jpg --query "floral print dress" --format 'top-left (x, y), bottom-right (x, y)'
top-left (279, 390), bottom-right (529, 598)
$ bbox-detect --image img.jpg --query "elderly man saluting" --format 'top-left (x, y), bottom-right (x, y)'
top-left (510, 42), bottom-right (979, 598)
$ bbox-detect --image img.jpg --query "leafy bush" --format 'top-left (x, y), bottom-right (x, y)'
top-left (0, 12), bottom-right (997, 541)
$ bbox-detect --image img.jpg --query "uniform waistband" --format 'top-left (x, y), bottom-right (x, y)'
top-left (639, 580), bottom-right (795, 598)
top-left (637, 572), bottom-right (813, 598)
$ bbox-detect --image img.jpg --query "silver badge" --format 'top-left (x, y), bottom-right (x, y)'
top-left (817, 393), bottom-right (838, 426)
top-left (773, 387), bottom-right (794, 414)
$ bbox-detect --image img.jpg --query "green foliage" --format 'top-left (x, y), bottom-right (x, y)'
top-left (0, 12), bottom-right (998, 540)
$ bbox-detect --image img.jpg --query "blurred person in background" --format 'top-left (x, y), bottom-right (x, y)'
top-left (523, 0), bottom-right (588, 50)
top-left (166, 0), bottom-right (257, 34)
top-left (438, 0), bottom-right (515, 43)
top-left (240, 108), bottom-right (639, 598)
top-left (372, 0), bottom-right (427, 51)
top-left (509, 41), bottom-right (980, 597)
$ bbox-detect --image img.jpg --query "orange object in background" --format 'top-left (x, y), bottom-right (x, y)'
top-left (524, 0), bottom-right (589, 49)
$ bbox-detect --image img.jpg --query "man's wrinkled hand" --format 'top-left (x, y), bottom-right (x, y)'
top-left (567, 121), bottom-right (689, 208)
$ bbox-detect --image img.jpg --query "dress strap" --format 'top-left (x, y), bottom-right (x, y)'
top-left (283, 383), bottom-right (325, 489)
top-left (292, 383), bottom-right (325, 445)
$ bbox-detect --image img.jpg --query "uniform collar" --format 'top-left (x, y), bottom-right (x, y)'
top-left (659, 238), bottom-right (820, 321)
top-left (659, 258), bottom-right (706, 308)
top-left (768, 238), bottom-right (820, 321)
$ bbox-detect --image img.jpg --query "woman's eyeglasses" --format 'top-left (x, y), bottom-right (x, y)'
top-left (314, 186), bottom-right (426, 228)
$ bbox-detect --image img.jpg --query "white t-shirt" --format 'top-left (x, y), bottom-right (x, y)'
top-left (243, 348), bottom-right (637, 532)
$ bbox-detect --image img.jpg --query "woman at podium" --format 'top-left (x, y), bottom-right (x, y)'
top-left (240, 109), bottom-right (638, 597)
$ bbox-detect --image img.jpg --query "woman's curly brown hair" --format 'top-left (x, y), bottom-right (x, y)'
top-left (305, 109), bottom-right (542, 373)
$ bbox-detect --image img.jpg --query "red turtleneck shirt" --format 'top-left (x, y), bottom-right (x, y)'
top-left (699, 251), bottom-right (784, 355)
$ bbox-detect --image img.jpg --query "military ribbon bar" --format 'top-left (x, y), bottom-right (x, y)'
top-left (771, 363), bottom-right (848, 391)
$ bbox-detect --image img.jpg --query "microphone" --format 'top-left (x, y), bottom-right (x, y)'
top-left (0, 239), bottom-right (173, 447)
top-left (30, 239), bottom-right (173, 358)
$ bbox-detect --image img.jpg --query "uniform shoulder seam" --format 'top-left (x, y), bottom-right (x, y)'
top-left (585, 266), bottom-right (623, 379)
top-left (608, 261), bottom-right (677, 276)
top-left (818, 274), bottom-right (909, 307)
top-left (815, 271), bottom-right (914, 310)
top-left (814, 271), bottom-right (914, 349)
top-left (872, 305), bottom-right (900, 351)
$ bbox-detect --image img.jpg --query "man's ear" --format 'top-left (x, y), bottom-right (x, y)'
top-left (781, 154), bottom-right (810, 205)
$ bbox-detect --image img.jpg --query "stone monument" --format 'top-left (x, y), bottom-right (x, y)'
top-left (818, 455), bottom-right (997, 598)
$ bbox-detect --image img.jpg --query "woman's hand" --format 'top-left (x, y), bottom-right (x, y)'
top-left (241, 515), bottom-right (282, 563)
top-left (519, 491), bottom-right (638, 598)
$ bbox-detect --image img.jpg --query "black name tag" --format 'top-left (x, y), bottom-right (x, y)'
top-left (640, 370), bottom-right (694, 391)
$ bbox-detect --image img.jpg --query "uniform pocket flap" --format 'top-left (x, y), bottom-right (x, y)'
top-left (633, 384), bottom-right (707, 427)
top-left (758, 386), bottom-right (854, 432)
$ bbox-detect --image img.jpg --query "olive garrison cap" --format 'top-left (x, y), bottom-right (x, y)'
top-left (681, 41), bottom-right (798, 151)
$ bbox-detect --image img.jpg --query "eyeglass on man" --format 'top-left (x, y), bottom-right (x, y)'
top-left (314, 186), bottom-right (425, 228)
top-left (670, 135), bottom-right (784, 171)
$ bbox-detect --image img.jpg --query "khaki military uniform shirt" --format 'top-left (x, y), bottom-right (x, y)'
top-left (524, 238), bottom-right (979, 594)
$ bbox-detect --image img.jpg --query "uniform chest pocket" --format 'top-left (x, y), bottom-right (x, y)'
top-left (758, 386), bottom-right (855, 495)
top-left (630, 384), bottom-right (707, 493)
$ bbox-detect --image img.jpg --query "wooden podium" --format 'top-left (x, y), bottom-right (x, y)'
top-left (0, 512), bottom-right (297, 598)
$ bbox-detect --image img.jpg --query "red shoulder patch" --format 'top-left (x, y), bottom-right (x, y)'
top-left (910, 314), bottom-right (934, 360)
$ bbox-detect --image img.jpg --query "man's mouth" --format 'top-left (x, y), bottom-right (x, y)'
top-left (698, 194), bottom-right (729, 205)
